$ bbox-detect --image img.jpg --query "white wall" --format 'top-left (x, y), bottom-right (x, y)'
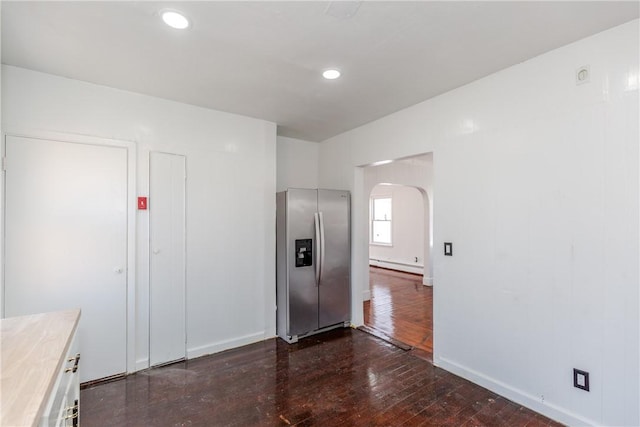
top-left (276, 136), bottom-right (319, 191)
top-left (1, 65), bottom-right (277, 371)
top-left (319, 20), bottom-right (639, 427)
top-left (369, 184), bottom-right (425, 276)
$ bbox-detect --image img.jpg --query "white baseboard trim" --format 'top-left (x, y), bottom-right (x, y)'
top-left (135, 358), bottom-right (149, 372)
top-left (436, 356), bottom-right (596, 427)
top-left (369, 259), bottom-right (423, 275)
top-left (187, 331), bottom-right (266, 360)
top-left (423, 276), bottom-right (433, 286)
top-left (362, 289), bottom-right (371, 301)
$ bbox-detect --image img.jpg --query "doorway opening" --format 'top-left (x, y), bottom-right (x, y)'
top-left (360, 154), bottom-right (433, 360)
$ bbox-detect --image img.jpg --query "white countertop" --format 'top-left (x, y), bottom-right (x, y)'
top-left (1, 309), bottom-right (80, 427)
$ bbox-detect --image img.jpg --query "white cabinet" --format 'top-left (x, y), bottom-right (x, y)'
top-left (41, 330), bottom-right (80, 426)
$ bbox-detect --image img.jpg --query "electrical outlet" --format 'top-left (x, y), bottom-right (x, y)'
top-left (573, 369), bottom-right (590, 391)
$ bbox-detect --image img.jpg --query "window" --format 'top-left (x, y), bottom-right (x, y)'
top-left (371, 197), bottom-right (392, 244)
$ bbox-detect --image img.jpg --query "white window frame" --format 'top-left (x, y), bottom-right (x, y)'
top-left (370, 196), bottom-right (392, 246)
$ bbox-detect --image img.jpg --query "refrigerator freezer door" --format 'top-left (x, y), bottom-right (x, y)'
top-left (317, 190), bottom-right (351, 328)
top-left (287, 189), bottom-right (320, 336)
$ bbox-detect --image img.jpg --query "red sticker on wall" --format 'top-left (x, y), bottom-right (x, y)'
top-left (138, 197), bottom-right (148, 210)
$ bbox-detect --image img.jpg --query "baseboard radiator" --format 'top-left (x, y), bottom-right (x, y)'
top-left (369, 258), bottom-right (423, 274)
top-left (369, 258), bottom-right (423, 268)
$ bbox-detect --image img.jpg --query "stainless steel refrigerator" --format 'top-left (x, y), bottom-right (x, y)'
top-left (276, 189), bottom-right (351, 343)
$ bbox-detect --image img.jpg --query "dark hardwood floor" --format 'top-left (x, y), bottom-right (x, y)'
top-left (364, 267), bottom-right (433, 358)
top-left (81, 328), bottom-right (562, 426)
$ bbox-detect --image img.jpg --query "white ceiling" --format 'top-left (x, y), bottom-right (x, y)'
top-left (2, 1), bottom-right (638, 142)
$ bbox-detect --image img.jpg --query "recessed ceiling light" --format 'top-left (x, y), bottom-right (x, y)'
top-left (323, 69), bottom-right (341, 80)
top-left (161, 10), bottom-right (190, 30)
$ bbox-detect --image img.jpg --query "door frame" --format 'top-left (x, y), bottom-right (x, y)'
top-left (1, 129), bottom-right (137, 376)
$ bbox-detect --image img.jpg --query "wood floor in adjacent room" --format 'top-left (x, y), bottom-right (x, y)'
top-left (363, 267), bottom-right (433, 359)
top-left (81, 328), bottom-right (562, 426)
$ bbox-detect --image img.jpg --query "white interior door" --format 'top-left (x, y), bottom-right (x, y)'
top-left (3, 135), bottom-right (128, 382)
top-left (149, 152), bottom-right (186, 366)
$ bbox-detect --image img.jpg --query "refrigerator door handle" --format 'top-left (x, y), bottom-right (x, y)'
top-left (314, 212), bottom-right (321, 286)
top-left (318, 211), bottom-right (326, 285)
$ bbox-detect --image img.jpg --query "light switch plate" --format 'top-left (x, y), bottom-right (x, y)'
top-left (444, 242), bottom-right (453, 256)
top-left (573, 368), bottom-right (590, 391)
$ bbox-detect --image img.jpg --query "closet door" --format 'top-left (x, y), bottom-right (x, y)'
top-left (149, 152), bottom-right (186, 366)
top-left (4, 135), bottom-right (128, 382)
